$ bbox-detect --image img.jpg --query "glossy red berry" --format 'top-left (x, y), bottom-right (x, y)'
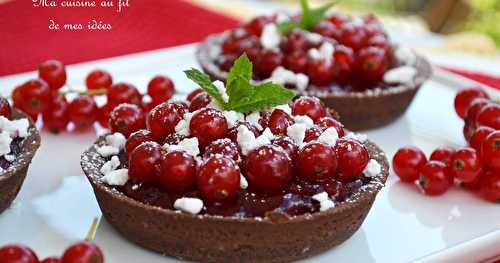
top-left (429, 147), bottom-right (455, 166)
top-left (469, 126), bottom-right (495, 153)
top-left (0, 244), bottom-right (38, 263)
top-left (334, 138), bottom-right (369, 180)
top-left (292, 96), bottom-right (327, 122)
top-left (203, 138), bottom-right (240, 163)
top-left (284, 51), bottom-right (308, 73)
top-left (255, 50), bottom-right (283, 79)
top-left (218, 54), bottom-right (238, 72)
top-left (0, 97), bottom-right (12, 119)
top-left (464, 98), bottom-right (489, 123)
top-left (304, 125), bottom-right (323, 142)
top-left (85, 69), bottom-right (112, 90)
top-left (297, 142), bottom-right (338, 182)
top-left (41, 257), bottom-right (61, 263)
top-left (281, 31), bottom-right (310, 53)
top-left (307, 59), bottom-right (335, 86)
top-left (245, 16), bottom-right (272, 36)
top-left (339, 23), bottom-right (367, 51)
top-left (158, 150), bottom-right (197, 193)
top-left (186, 88), bottom-right (204, 102)
top-left (313, 21), bottom-right (341, 39)
top-left (109, 103), bottom-right (145, 137)
top-left (146, 102), bottom-right (185, 140)
top-left (450, 148), bottom-right (482, 183)
top-left (96, 104), bottom-right (111, 128)
top-left (38, 60), bottom-right (66, 90)
top-left (246, 145), bottom-right (293, 193)
top-left (125, 129), bottom-right (155, 159)
top-left (189, 108), bottom-right (228, 148)
top-left (61, 241), bottom-right (103, 263)
top-left (267, 109), bottom-right (294, 136)
top-left (189, 92), bottom-right (212, 112)
top-left (463, 121), bottom-right (476, 142)
top-left (271, 136), bottom-right (299, 162)
top-left (332, 45), bottom-right (355, 84)
top-left (355, 46), bottom-right (389, 82)
top-left (147, 76), bottom-right (175, 105)
top-left (198, 156), bottom-right (240, 202)
top-left (481, 131), bottom-right (500, 172)
top-left (316, 116), bottom-right (345, 137)
top-left (476, 103), bottom-right (500, 130)
top-left (107, 83), bottom-right (141, 108)
top-left (128, 141), bottom-right (162, 183)
top-left (68, 96), bottom-right (97, 130)
top-left (392, 146), bottom-right (427, 182)
top-left (454, 88), bottom-right (488, 119)
top-left (477, 170), bottom-right (500, 203)
top-left (12, 79), bottom-right (51, 118)
top-left (42, 94), bottom-right (69, 133)
top-left (418, 161), bottom-right (452, 196)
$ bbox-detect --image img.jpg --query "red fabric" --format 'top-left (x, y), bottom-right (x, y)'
top-left (439, 66), bottom-right (500, 90)
top-left (0, 0), bottom-right (239, 76)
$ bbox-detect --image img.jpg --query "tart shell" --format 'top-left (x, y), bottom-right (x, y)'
top-left (196, 34), bottom-right (433, 131)
top-left (81, 135), bottom-right (389, 263)
top-left (0, 111), bottom-right (41, 214)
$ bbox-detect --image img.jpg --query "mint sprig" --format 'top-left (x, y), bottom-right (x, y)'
top-left (278, 0), bottom-right (337, 33)
top-left (184, 54), bottom-right (295, 114)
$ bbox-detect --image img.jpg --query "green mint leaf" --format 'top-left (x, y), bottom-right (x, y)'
top-left (277, 21), bottom-right (300, 33)
top-left (308, 1), bottom-right (337, 29)
top-left (228, 82), bottom-right (295, 114)
top-left (281, 0), bottom-right (337, 32)
top-left (184, 68), bottom-right (226, 108)
top-left (226, 53), bottom-right (252, 88)
top-left (226, 76), bottom-right (255, 106)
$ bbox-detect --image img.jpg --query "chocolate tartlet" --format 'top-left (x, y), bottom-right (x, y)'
top-left (0, 111), bottom-right (41, 213)
top-left (197, 34), bottom-right (432, 131)
top-left (81, 135), bottom-right (388, 263)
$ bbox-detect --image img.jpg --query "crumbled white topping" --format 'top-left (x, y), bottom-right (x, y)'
top-left (308, 42), bottom-right (334, 63)
top-left (164, 137), bottom-right (200, 157)
top-left (383, 66), bottom-right (417, 86)
top-left (175, 120), bottom-right (189, 136)
top-left (395, 46), bottom-right (416, 66)
top-left (312, 192), bottom-right (335, 212)
top-left (304, 31), bottom-right (323, 44)
top-left (245, 112), bottom-right (263, 130)
top-left (260, 23), bottom-right (281, 50)
top-left (237, 125), bottom-right (257, 155)
top-left (293, 115), bottom-right (314, 127)
top-left (96, 145), bottom-right (119, 158)
top-left (276, 12), bottom-right (290, 23)
top-left (208, 44), bottom-right (222, 60)
top-left (142, 94), bottom-right (152, 104)
top-left (101, 168), bottom-right (129, 186)
top-left (363, 159), bottom-right (382, 177)
top-left (213, 80), bottom-right (229, 103)
top-left (0, 131), bottom-right (12, 156)
top-left (100, 156), bottom-right (121, 176)
top-left (255, 134), bottom-right (271, 149)
top-left (174, 197), bottom-right (204, 214)
top-left (240, 174), bottom-right (249, 189)
top-left (234, 28), bottom-right (246, 38)
top-left (268, 66), bottom-right (309, 91)
top-left (287, 123), bottom-right (307, 146)
top-left (272, 104), bottom-right (292, 115)
top-left (261, 128), bottom-right (275, 140)
top-left (344, 132), bottom-right (367, 143)
top-left (0, 117), bottom-right (29, 138)
top-left (222, 110), bottom-right (245, 128)
top-left (317, 127), bottom-right (339, 146)
top-left (105, 133), bottom-right (126, 150)
top-left (4, 154), bottom-right (15, 162)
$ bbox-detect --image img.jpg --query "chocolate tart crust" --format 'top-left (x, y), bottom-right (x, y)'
top-left (0, 111), bottom-right (41, 214)
top-left (82, 135), bottom-right (389, 263)
top-left (196, 34), bottom-right (432, 131)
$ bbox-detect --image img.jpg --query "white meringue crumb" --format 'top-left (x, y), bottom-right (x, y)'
top-left (105, 133), bottom-right (126, 150)
top-left (317, 127), bottom-right (339, 146)
top-left (260, 23), bottom-right (281, 50)
top-left (383, 66), bottom-right (417, 86)
top-left (240, 174), bottom-right (249, 189)
top-left (363, 159), bottom-right (382, 178)
top-left (174, 197), bottom-right (204, 214)
top-left (100, 156), bottom-right (121, 175)
top-left (101, 169), bottom-right (129, 186)
top-left (96, 145), bottom-right (119, 158)
top-left (287, 123), bottom-right (307, 146)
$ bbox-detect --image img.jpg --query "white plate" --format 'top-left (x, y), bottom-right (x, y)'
top-left (0, 44), bottom-right (498, 262)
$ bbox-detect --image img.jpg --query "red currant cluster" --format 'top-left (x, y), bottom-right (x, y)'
top-left (11, 60), bottom-right (176, 133)
top-left (219, 13), bottom-right (393, 89)
top-left (121, 94), bottom-right (370, 205)
top-left (392, 87), bottom-right (500, 202)
top-left (0, 241), bottom-right (103, 263)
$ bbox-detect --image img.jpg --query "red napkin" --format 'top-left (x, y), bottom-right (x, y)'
top-left (0, 0), bottom-right (239, 76)
top-left (439, 66), bottom-right (500, 90)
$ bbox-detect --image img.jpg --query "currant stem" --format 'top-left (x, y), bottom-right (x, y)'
top-left (85, 217), bottom-right (100, 241)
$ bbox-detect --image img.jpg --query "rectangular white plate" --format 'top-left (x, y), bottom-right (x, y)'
top-left (0, 44), bottom-right (498, 262)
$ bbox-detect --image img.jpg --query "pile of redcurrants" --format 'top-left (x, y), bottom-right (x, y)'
top-left (10, 60), bottom-right (176, 133)
top-left (0, 241), bottom-right (103, 263)
top-left (392, 87), bottom-right (499, 202)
